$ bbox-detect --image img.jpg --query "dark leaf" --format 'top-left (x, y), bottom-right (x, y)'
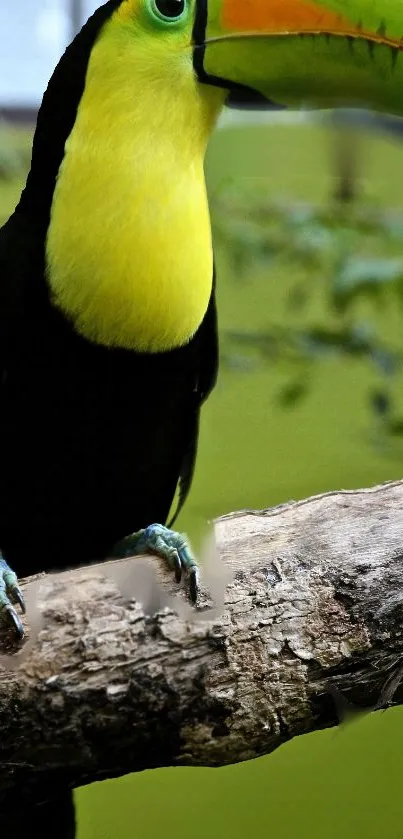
top-left (370, 390), bottom-right (391, 416)
top-left (278, 380), bottom-right (309, 407)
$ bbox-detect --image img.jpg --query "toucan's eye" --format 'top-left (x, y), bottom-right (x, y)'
top-left (151, 0), bottom-right (186, 22)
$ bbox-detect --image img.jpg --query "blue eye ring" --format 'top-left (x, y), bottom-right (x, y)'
top-left (149, 0), bottom-right (187, 24)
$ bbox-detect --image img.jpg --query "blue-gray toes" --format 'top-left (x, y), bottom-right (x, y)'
top-left (111, 523), bottom-right (199, 603)
top-left (0, 557), bottom-right (25, 639)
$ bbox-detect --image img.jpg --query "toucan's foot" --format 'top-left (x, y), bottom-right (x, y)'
top-left (111, 524), bottom-right (199, 603)
top-left (0, 557), bottom-right (25, 639)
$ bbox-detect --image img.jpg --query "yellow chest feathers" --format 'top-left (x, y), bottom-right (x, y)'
top-left (45, 16), bottom-right (224, 352)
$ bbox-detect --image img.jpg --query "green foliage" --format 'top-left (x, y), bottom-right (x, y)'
top-left (0, 124), bottom-right (32, 227)
top-left (0, 121), bottom-right (29, 181)
top-left (211, 181), bottom-right (403, 446)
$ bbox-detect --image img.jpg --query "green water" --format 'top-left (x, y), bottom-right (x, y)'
top-left (2, 119), bottom-right (403, 838)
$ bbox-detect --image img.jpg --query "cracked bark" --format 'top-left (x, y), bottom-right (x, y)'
top-left (1, 479), bottom-right (403, 808)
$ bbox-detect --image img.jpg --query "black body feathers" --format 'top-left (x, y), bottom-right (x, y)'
top-left (0, 0), bottom-right (218, 576)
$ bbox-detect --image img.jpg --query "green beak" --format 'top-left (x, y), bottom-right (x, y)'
top-left (194, 0), bottom-right (403, 116)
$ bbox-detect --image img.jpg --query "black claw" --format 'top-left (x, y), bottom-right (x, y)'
top-left (4, 604), bottom-right (24, 639)
top-left (11, 586), bottom-right (26, 615)
top-left (173, 551), bottom-right (182, 584)
top-left (189, 567), bottom-right (199, 604)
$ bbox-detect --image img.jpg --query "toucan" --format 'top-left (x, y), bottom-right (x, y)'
top-left (0, 0), bottom-right (402, 835)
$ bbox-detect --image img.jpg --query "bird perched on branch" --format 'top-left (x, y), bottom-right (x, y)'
top-left (1, 0), bottom-right (402, 835)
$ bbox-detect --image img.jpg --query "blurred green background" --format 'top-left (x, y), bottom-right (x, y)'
top-left (2, 117), bottom-right (403, 838)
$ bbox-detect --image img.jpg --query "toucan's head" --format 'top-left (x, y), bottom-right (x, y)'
top-left (21, 0), bottom-right (403, 218)
top-left (111, 0), bottom-right (403, 116)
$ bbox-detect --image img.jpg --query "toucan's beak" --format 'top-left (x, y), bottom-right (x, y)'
top-left (193, 0), bottom-right (403, 116)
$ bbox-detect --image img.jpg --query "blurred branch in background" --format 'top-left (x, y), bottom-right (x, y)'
top-left (70, 0), bottom-right (84, 40)
top-left (329, 108), bottom-right (403, 204)
top-left (331, 121), bottom-right (360, 205)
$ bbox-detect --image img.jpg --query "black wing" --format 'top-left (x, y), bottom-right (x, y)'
top-left (0, 212), bottom-right (29, 362)
top-left (168, 270), bottom-right (219, 528)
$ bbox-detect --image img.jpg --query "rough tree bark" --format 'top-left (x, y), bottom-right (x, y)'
top-left (1, 479), bottom-right (403, 808)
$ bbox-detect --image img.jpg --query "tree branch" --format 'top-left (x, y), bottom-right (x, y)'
top-left (1, 479), bottom-right (403, 807)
